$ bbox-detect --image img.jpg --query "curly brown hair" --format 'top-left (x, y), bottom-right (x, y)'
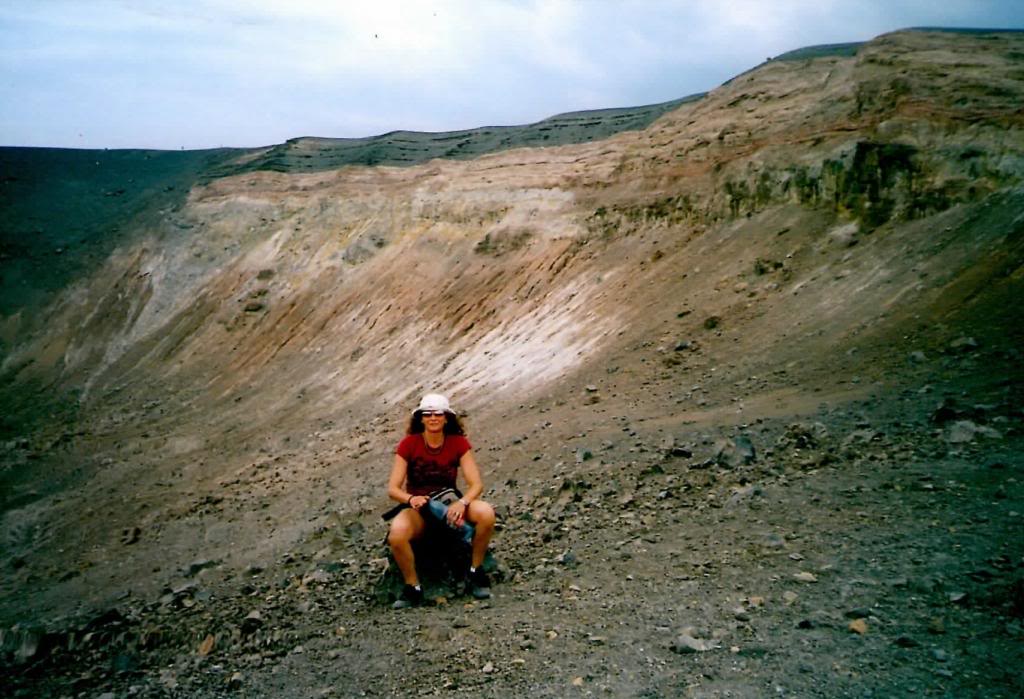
top-left (406, 410), bottom-right (467, 436)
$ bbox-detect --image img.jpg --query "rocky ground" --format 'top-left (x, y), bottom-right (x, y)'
top-left (3, 343), bottom-right (1021, 698)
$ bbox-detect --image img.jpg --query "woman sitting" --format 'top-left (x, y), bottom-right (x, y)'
top-left (386, 393), bottom-right (496, 608)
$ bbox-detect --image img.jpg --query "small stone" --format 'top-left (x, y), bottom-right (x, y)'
top-left (783, 591), bottom-right (798, 605)
top-left (788, 553), bottom-right (804, 561)
top-left (547, 630), bottom-right (559, 640)
top-left (844, 608), bottom-right (871, 619)
top-left (827, 221), bottom-right (859, 246)
top-left (302, 569), bottom-right (333, 585)
top-left (343, 520), bottom-right (366, 541)
top-left (227, 672), bottom-right (243, 689)
top-left (575, 449), bottom-right (594, 463)
top-left (946, 421), bottom-right (977, 443)
top-left (748, 596), bottom-right (765, 608)
top-left (555, 550), bottom-right (578, 567)
top-left (848, 619), bottom-right (868, 634)
top-left (793, 572), bottom-right (817, 583)
top-left (11, 626), bottom-right (46, 664)
top-left (949, 336), bottom-right (978, 352)
top-left (241, 610), bottom-right (263, 634)
top-left (159, 669), bottom-right (179, 689)
top-left (186, 559), bottom-right (217, 577)
top-left (572, 677), bottom-right (584, 686)
top-left (588, 635), bottom-right (607, 645)
top-left (715, 435), bottom-right (756, 467)
top-left (198, 634), bottom-right (215, 656)
top-left (113, 651), bottom-right (138, 674)
top-left (671, 628), bottom-right (719, 653)
top-left (733, 606), bottom-right (750, 622)
top-left (927, 617), bottom-right (945, 635)
top-left (932, 648), bottom-right (948, 662)
top-left (930, 397), bottom-right (965, 423)
top-left (946, 420), bottom-right (1001, 443)
top-left (482, 661), bottom-right (495, 674)
top-left (667, 630), bottom-right (716, 654)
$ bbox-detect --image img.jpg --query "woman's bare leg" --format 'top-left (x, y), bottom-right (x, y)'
top-left (387, 509), bottom-right (426, 585)
top-left (466, 500), bottom-right (496, 569)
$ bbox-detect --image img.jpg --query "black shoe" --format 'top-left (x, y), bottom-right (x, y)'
top-left (466, 568), bottom-right (491, 600)
top-left (392, 584), bottom-right (423, 609)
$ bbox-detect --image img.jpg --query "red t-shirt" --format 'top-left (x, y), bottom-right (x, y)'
top-left (396, 434), bottom-right (472, 496)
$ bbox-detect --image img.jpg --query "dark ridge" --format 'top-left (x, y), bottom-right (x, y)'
top-left (769, 27), bottom-right (1024, 64)
top-left (904, 26), bottom-right (1024, 34)
top-left (772, 42), bottom-right (864, 62)
top-left (758, 27), bottom-right (1022, 75)
top-left (207, 94), bottom-right (705, 178)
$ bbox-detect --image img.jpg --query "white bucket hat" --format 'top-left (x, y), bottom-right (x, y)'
top-left (416, 393), bottom-right (455, 415)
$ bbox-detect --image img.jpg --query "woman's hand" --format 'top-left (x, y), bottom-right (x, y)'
top-left (408, 495), bottom-right (427, 510)
top-left (446, 500), bottom-right (467, 526)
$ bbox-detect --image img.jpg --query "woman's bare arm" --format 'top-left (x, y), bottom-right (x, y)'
top-left (387, 453), bottom-right (413, 504)
top-left (459, 449), bottom-right (484, 501)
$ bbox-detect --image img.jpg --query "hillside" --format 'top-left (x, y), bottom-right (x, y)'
top-left (1, 28), bottom-right (1023, 698)
top-left (0, 96), bottom-right (695, 326)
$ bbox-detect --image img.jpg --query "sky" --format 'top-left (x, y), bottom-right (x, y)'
top-left (1, 0), bottom-right (1022, 151)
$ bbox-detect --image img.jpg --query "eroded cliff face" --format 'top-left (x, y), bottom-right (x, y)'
top-left (1, 29), bottom-right (1023, 623)
top-left (10, 32), bottom-right (1022, 407)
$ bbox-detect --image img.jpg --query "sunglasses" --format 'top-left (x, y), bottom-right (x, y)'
top-left (420, 410), bottom-right (446, 417)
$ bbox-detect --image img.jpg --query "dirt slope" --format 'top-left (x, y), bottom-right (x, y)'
top-left (1, 29), bottom-right (1022, 698)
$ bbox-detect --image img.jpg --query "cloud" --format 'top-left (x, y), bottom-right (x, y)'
top-left (0, 0), bottom-right (1021, 148)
